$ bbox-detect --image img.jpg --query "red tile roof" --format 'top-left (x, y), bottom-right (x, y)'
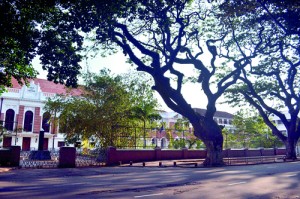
top-left (11, 78), bottom-right (83, 96)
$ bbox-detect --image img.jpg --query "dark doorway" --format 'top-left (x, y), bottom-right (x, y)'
top-left (22, 137), bottom-right (31, 151)
top-left (3, 137), bottom-right (12, 147)
top-left (43, 138), bottom-right (48, 150)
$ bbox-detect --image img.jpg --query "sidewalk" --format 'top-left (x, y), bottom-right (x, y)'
top-left (0, 167), bottom-right (13, 173)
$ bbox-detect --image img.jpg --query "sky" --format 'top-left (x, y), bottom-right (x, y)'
top-left (33, 51), bottom-right (238, 114)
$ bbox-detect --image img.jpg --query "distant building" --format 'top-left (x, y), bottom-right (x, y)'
top-left (159, 108), bottom-right (234, 131)
top-left (271, 110), bottom-right (300, 135)
top-left (270, 110), bottom-right (300, 154)
top-left (193, 108), bottom-right (235, 132)
top-left (0, 78), bottom-right (82, 150)
top-left (150, 108), bottom-right (235, 148)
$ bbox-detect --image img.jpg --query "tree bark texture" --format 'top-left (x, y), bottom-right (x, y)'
top-left (203, 139), bottom-right (224, 167)
top-left (284, 137), bottom-right (298, 160)
top-left (193, 119), bottom-right (224, 167)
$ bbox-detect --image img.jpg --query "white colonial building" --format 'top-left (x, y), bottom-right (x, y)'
top-left (0, 78), bottom-right (81, 151)
top-left (270, 110), bottom-right (299, 135)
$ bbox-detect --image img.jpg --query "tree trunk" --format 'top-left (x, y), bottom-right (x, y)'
top-left (193, 120), bottom-right (224, 167)
top-left (203, 139), bottom-right (224, 167)
top-left (285, 137), bottom-right (298, 160)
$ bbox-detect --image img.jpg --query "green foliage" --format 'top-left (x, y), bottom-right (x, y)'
top-left (173, 139), bottom-right (186, 149)
top-left (0, 0), bottom-right (87, 89)
top-left (195, 140), bottom-right (205, 149)
top-left (45, 70), bottom-right (159, 148)
top-left (174, 118), bottom-right (190, 131)
top-left (166, 130), bottom-right (173, 148)
top-left (226, 109), bottom-right (282, 148)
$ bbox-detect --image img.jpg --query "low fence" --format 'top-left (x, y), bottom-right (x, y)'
top-left (106, 147), bottom-right (208, 165)
top-left (20, 147), bottom-right (103, 168)
top-left (223, 148), bottom-right (286, 157)
top-left (0, 146), bottom-right (288, 168)
top-left (106, 147), bottom-right (287, 165)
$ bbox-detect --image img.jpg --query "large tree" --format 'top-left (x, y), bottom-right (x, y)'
top-left (220, 0), bottom-right (300, 159)
top-left (3, 0), bottom-right (259, 166)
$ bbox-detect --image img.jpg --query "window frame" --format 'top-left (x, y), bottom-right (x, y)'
top-left (23, 111), bottom-right (34, 132)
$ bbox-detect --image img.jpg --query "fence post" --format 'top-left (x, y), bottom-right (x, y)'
top-left (106, 146), bottom-right (117, 166)
top-left (10, 146), bottom-right (21, 167)
top-left (59, 147), bottom-right (76, 168)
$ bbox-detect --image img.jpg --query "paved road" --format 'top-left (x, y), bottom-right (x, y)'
top-left (1, 161), bottom-right (300, 199)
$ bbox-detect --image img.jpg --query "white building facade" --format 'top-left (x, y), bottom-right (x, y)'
top-left (0, 78), bottom-right (81, 151)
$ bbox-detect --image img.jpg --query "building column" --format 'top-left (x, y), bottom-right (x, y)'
top-left (33, 107), bottom-right (41, 133)
top-left (17, 105), bottom-right (24, 129)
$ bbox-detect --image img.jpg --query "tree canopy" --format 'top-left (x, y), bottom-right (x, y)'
top-left (0, 0), bottom-right (85, 91)
top-left (1, 0), bottom-right (261, 166)
top-left (3, 0), bottom-right (299, 164)
top-left (220, 0), bottom-right (300, 159)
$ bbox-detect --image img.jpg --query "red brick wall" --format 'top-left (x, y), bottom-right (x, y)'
top-left (106, 147), bottom-right (207, 165)
top-left (17, 105), bottom-right (24, 129)
top-left (33, 107), bottom-right (41, 133)
top-left (106, 148), bottom-right (286, 165)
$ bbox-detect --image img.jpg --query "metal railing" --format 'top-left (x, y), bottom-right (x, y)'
top-left (19, 150), bottom-right (104, 168)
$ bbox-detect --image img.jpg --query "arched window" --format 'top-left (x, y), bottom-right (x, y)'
top-left (24, 111), bottom-right (33, 132)
top-left (161, 138), bottom-right (166, 149)
top-left (5, 109), bottom-right (15, 131)
top-left (151, 138), bottom-right (156, 145)
top-left (42, 112), bottom-right (51, 132)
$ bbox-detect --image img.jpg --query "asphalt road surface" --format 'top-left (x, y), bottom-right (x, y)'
top-left (1, 161), bottom-right (300, 199)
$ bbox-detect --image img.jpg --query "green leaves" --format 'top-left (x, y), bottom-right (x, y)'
top-left (230, 108), bottom-right (279, 148)
top-left (45, 69), bottom-right (159, 148)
